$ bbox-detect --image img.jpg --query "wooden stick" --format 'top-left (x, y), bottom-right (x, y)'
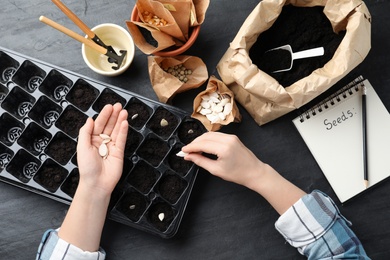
top-left (39, 16), bottom-right (106, 55)
top-left (51, 0), bottom-right (95, 38)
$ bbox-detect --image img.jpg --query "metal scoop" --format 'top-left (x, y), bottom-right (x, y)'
top-left (267, 45), bottom-right (324, 73)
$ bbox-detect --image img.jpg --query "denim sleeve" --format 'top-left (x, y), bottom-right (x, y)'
top-left (275, 190), bottom-right (370, 259)
top-left (36, 229), bottom-right (106, 260)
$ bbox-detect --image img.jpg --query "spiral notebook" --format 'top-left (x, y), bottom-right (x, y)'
top-left (293, 76), bottom-right (390, 202)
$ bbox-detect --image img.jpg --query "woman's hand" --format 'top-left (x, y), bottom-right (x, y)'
top-left (181, 132), bottom-right (265, 189)
top-left (76, 103), bottom-right (129, 198)
top-left (182, 132), bottom-right (306, 215)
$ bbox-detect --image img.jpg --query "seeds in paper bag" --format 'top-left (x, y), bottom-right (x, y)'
top-left (197, 91), bottom-right (233, 124)
top-left (142, 11), bottom-right (168, 27)
top-left (162, 64), bottom-right (192, 82)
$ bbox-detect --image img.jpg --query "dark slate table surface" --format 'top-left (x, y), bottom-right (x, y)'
top-left (1, 0), bottom-right (389, 259)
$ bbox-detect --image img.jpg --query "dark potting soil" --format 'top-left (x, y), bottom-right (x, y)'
top-left (168, 147), bottom-right (193, 176)
top-left (177, 118), bottom-right (207, 144)
top-left (45, 133), bottom-right (77, 165)
top-left (137, 136), bottom-right (169, 166)
top-left (158, 171), bottom-right (187, 204)
top-left (127, 160), bottom-right (158, 193)
top-left (92, 88), bottom-right (126, 112)
top-left (60, 169), bottom-right (79, 198)
top-left (125, 99), bottom-right (151, 129)
top-left (147, 107), bottom-right (178, 139)
top-left (148, 201), bottom-right (175, 231)
top-left (249, 5), bottom-right (346, 87)
top-left (260, 48), bottom-right (292, 73)
top-left (117, 190), bottom-right (148, 222)
top-left (56, 106), bottom-right (88, 138)
top-left (66, 80), bottom-right (98, 111)
top-left (124, 127), bottom-right (142, 157)
top-left (34, 160), bottom-right (68, 193)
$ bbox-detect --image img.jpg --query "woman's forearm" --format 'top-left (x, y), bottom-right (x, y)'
top-left (58, 183), bottom-right (111, 252)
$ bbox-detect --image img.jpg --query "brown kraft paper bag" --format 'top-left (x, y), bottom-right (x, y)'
top-left (216, 0), bottom-right (371, 126)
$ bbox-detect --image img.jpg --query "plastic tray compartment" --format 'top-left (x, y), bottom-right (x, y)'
top-left (0, 47), bottom-right (207, 238)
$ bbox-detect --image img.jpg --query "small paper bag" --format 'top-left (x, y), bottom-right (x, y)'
top-left (148, 55), bottom-right (208, 104)
top-left (191, 76), bottom-right (242, 131)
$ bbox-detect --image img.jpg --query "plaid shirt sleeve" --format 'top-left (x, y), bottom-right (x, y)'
top-left (36, 229), bottom-right (106, 260)
top-left (275, 190), bottom-right (369, 259)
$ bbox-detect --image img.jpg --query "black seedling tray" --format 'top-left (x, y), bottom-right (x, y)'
top-left (0, 47), bottom-right (206, 238)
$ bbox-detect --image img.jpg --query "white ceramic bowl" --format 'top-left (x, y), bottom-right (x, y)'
top-left (82, 23), bottom-right (135, 76)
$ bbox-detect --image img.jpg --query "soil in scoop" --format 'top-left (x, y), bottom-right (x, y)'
top-left (250, 5), bottom-right (346, 87)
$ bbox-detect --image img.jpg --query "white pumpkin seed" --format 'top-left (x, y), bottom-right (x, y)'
top-left (129, 205), bottom-right (136, 210)
top-left (99, 143), bottom-right (108, 157)
top-left (223, 103), bottom-right (232, 115)
top-left (131, 114), bottom-right (139, 120)
top-left (160, 118), bottom-right (169, 127)
top-left (200, 108), bottom-right (212, 115)
top-left (176, 151), bottom-right (188, 157)
top-left (158, 213), bottom-right (165, 221)
top-left (99, 133), bottom-right (110, 140)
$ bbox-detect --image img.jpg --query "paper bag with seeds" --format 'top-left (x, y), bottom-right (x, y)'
top-left (192, 76), bottom-right (241, 132)
top-left (148, 55), bottom-right (208, 104)
top-left (216, 0), bottom-right (371, 126)
top-left (158, 0), bottom-right (193, 40)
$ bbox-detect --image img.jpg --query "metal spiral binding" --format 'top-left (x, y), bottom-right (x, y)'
top-left (299, 75), bottom-right (365, 123)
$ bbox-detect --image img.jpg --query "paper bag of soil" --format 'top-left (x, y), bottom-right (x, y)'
top-left (148, 55), bottom-right (208, 104)
top-left (216, 0), bottom-right (371, 126)
top-left (191, 76), bottom-right (242, 131)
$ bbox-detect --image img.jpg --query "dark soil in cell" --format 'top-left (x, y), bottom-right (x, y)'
top-left (33, 159), bottom-right (68, 193)
top-left (147, 107), bottom-right (178, 139)
top-left (147, 201), bottom-right (175, 232)
top-left (177, 118), bottom-right (206, 144)
top-left (249, 5), bottom-right (346, 87)
top-left (60, 168), bottom-right (79, 198)
top-left (137, 135), bottom-right (169, 166)
top-left (158, 171), bottom-right (187, 204)
top-left (92, 88), bottom-right (126, 113)
top-left (66, 79), bottom-right (98, 111)
top-left (168, 147), bottom-right (193, 176)
top-left (116, 190), bottom-right (148, 222)
top-left (124, 127), bottom-right (142, 157)
top-left (45, 132), bottom-right (77, 165)
top-left (125, 99), bottom-right (151, 129)
top-left (127, 160), bottom-right (158, 193)
top-left (56, 106), bottom-right (88, 138)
